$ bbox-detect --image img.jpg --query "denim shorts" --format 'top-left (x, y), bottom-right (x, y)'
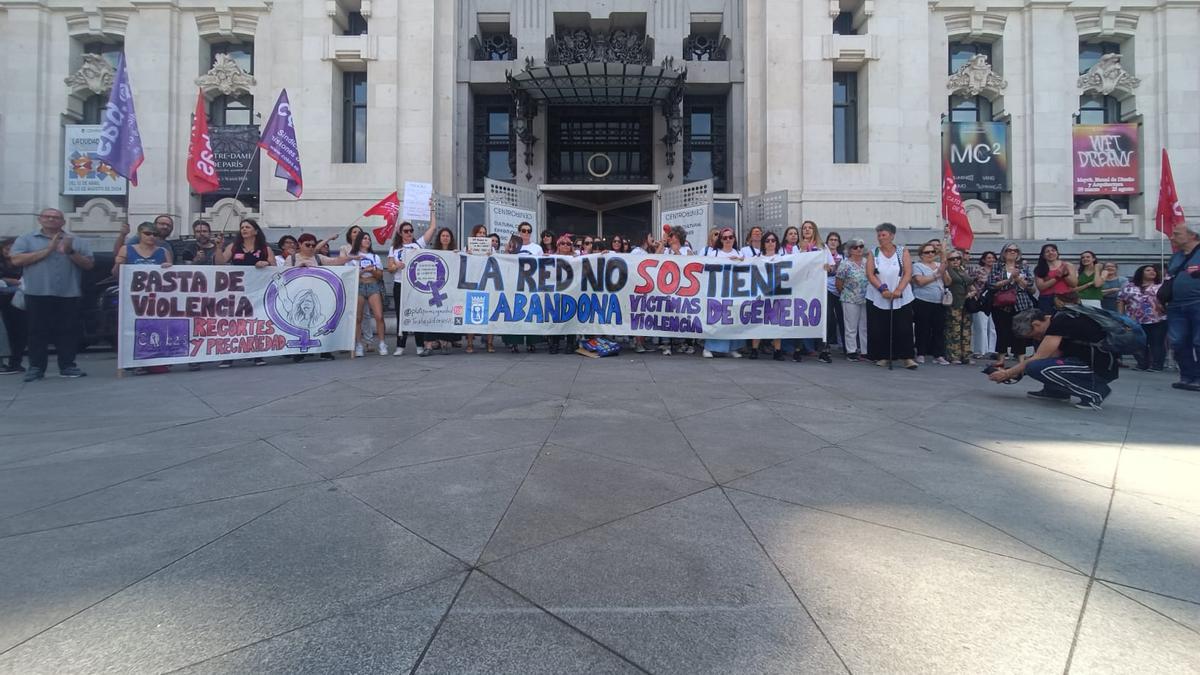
top-left (359, 281), bottom-right (384, 298)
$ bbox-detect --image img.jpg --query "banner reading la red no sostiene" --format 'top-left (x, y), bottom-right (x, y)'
top-left (399, 250), bottom-right (828, 339)
top-left (118, 265), bottom-right (359, 368)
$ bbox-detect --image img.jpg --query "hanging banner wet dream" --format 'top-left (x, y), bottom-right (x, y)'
top-left (118, 265), bottom-right (359, 368)
top-left (399, 251), bottom-right (828, 339)
top-left (1073, 123), bottom-right (1139, 195)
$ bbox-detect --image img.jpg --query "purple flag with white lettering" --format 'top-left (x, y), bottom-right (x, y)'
top-left (258, 90), bottom-right (303, 198)
top-left (95, 53), bottom-right (145, 186)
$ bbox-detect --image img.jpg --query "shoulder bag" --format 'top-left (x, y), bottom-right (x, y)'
top-left (1157, 245), bottom-right (1200, 307)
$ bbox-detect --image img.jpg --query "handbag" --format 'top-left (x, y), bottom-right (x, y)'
top-left (993, 287), bottom-right (1017, 308)
top-left (941, 287), bottom-right (954, 306)
top-left (1158, 244), bottom-right (1200, 307)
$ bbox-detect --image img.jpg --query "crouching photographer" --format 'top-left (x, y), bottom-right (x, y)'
top-left (987, 307), bottom-right (1122, 411)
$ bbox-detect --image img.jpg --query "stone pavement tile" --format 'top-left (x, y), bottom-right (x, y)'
top-left (548, 412), bottom-right (713, 482)
top-left (177, 574), bottom-right (465, 675)
top-left (483, 489), bottom-right (846, 674)
top-left (566, 381), bottom-right (671, 420)
top-left (493, 368), bottom-right (579, 397)
top-left (1069, 584), bottom-right (1200, 674)
top-left (0, 488), bottom-right (465, 674)
top-left (660, 387), bottom-right (754, 419)
top-left (336, 446), bottom-right (540, 562)
top-left (839, 426), bottom-right (1112, 572)
top-left (675, 400), bottom-right (830, 483)
top-left (0, 489), bottom-right (297, 654)
top-left (337, 367), bottom-right (434, 394)
top-left (0, 441), bottom-right (323, 536)
top-left (478, 445), bottom-right (712, 564)
top-left (341, 418), bottom-right (556, 477)
top-left (347, 379), bottom-right (491, 418)
top-left (416, 572), bottom-right (640, 674)
top-left (266, 417), bottom-right (437, 479)
top-left (1104, 584), bottom-right (1200, 634)
top-left (453, 382), bottom-right (567, 420)
top-left (1115, 449), bottom-right (1200, 513)
top-left (0, 441), bottom-right (238, 521)
top-left (1096, 492), bottom-right (1200, 604)
top-left (1124, 406), bottom-right (1200, 448)
top-left (763, 400), bottom-right (892, 445)
top-left (729, 490), bottom-right (1086, 674)
top-left (0, 420), bottom-right (184, 467)
top-left (643, 358), bottom-right (733, 385)
top-left (726, 447), bottom-right (1070, 569)
top-left (242, 381), bottom-right (382, 417)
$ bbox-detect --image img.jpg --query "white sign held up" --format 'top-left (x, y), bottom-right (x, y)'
top-left (402, 181), bottom-right (433, 222)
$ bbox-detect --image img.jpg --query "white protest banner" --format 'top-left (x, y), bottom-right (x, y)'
top-left (661, 204), bottom-right (709, 249)
top-left (467, 237), bottom-right (492, 256)
top-left (118, 265), bottom-right (359, 368)
top-left (64, 125), bottom-right (127, 195)
top-left (402, 181), bottom-right (433, 222)
top-left (487, 203), bottom-right (536, 243)
top-left (399, 250), bottom-right (827, 339)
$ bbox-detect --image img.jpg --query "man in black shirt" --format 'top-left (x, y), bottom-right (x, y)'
top-left (989, 307), bottom-right (1119, 410)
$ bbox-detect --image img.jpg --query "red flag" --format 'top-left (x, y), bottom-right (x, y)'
top-left (364, 191), bottom-right (400, 244)
top-left (186, 89), bottom-right (220, 194)
top-left (941, 158), bottom-right (974, 252)
top-left (1156, 149), bottom-right (1185, 237)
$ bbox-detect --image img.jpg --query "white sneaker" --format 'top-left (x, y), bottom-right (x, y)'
top-left (934, 357), bottom-right (950, 365)
top-left (377, 342), bottom-right (389, 356)
top-left (635, 344), bottom-right (647, 354)
top-left (415, 347), bottom-right (426, 356)
top-left (683, 344), bottom-right (695, 355)
top-left (702, 349), bottom-right (714, 358)
top-left (916, 355), bottom-right (926, 364)
top-left (354, 343), bottom-right (365, 357)
top-left (393, 346), bottom-right (404, 356)
top-left (730, 351), bottom-right (743, 359)
top-left (662, 347), bottom-right (672, 356)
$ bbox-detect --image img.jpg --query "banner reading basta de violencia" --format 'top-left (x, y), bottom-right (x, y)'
top-left (399, 250), bottom-right (828, 339)
top-left (118, 265), bottom-right (359, 368)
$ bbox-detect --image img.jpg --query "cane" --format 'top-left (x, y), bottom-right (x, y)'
top-left (888, 295), bottom-right (895, 371)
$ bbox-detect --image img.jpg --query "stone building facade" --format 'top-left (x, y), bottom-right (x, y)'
top-left (0, 0), bottom-right (1196, 256)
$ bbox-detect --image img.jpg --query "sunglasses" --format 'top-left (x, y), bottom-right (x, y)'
top-left (850, 244), bottom-right (864, 249)
top-left (302, 242), bottom-right (316, 248)
top-left (721, 235), bottom-right (735, 240)
top-left (583, 240), bottom-right (593, 245)
top-left (920, 250), bottom-right (935, 254)
top-left (519, 228), bottom-right (531, 233)
top-left (948, 256), bottom-right (962, 261)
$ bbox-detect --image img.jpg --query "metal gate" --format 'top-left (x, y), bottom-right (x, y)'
top-left (484, 178), bottom-right (539, 243)
top-left (744, 190), bottom-right (789, 239)
top-left (659, 179), bottom-right (713, 249)
top-left (434, 193), bottom-right (457, 240)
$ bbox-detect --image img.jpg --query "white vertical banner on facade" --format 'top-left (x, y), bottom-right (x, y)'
top-left (485, 178), bottom-right (538, 243)
top-left (660, 179), bottom-right (713, 247)
top-left (63, 125), bottom-right (128, 195)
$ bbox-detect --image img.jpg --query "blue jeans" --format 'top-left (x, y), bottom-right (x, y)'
top-left (1167, 301), bottom-right (1200, 383)
top-left (1025, 356), bottom-right (1112, 404)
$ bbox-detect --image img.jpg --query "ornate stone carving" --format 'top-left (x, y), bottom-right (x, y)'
top-left (471, 33), bottom-right (516, 61)
top-left (547, 28), bottom-right (652, 65)
top-left (196, 54), bottom-right (257, 98)
top-left (683, 33), bottom-right (729, 61)
top-left (64, 54), bottom-right (116, 96)
top-left (1077, 53), bottom-right (1140, 96)
top-left (947, 54), bottom-right (1006, 98)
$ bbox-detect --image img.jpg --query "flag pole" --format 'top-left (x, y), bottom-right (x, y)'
top-left (220, 150), bottom-right (258, 235)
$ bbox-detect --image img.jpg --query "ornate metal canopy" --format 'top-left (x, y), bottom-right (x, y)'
top-left (507, 60), bottom-right (686, 107)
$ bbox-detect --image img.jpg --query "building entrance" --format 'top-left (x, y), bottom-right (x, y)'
top-left (541, 187), bottom-right (655, 249)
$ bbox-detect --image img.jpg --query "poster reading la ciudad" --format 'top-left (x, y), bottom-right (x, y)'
top-left (399, 250), bottom-right (828, 340)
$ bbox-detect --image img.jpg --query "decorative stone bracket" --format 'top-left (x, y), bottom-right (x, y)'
top-left (64, 53), bottom-right (116, 98)
top-left (821, 34), bottom-right (877, 68)
top-left (1075, 199), bottom-right (1135, 236)
top-left (322, 34), bottom-right (379, 66)
top-left (947, 54), bottom-right (1006, 98)
top-left (195, 54), bottom-right (257, 98)
top-left (1077, 53), bottom-right (1139, 99)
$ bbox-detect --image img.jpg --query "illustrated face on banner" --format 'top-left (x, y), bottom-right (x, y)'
top-left (264, 268), bottom-right (347, 350)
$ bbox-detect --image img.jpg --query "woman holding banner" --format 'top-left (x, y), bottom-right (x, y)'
top-left (422, 227), bottom-right (460, 356)
top-left (349, 232), bottom-right (387, 357)
top-left (702, 228), bottom-right (745, 359)
top-left (501, 235), bottom-right (537, 354)
top-left (547, 234), bottom-right (579, 355)
top-left (464, 224), bottom-right (495, 354)
top-left (864, 223), bottom-right (917, 369)
top-left (387, 218), bottom-right (437, 356)
top-left (114, 222), bottom-right (175, 375)
top-left (219, 218), bottom-right (275, 367)
top-left (749, 232), bottom-right (795, 362)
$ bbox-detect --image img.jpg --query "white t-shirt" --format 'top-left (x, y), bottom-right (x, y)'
top-left (630, 246), bottom-right (649, 255)
top-left (710, 248), bottom-right (741, 260)
top-left (388, 241), bottom-right (424, 262)
top-left (865, 246), bottom-right (914, 310)
top-left (740, 245), bottom-right (761, 258)
top-left (664, 245), bottom-right (693, 256)
top-left (275, 256), bottom-right (288, 268)
top-left (355, 252), bottom-right (382, 279)
top-left (519, 243), bottom-right (542, 256)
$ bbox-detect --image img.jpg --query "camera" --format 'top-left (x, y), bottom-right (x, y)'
top-left (982, 364), bottom-right (1023, 383)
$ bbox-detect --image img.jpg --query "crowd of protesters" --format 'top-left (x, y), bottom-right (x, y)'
top-left (2, 207), bottom-right (1198, 406)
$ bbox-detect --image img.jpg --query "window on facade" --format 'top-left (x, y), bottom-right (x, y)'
top-left (948, 95), bottom-right (994, 123)
top-left (832, 12), bottom-right (856, 35)
top-left (342, 71), bottom-right (368, 163)
top-left (833, 72), bottom-right (858, 163)
top-left (949, 41), bottom-right (993, 74)
top-left (208, 42), bottom-right (254, 126)
top-left (1079, 41), bottom-right (1120, 74)
top-left (683, 96), bottom-right (727, 191)
top-left (472, 95), bottom-right (515, 191)
top-left (1076, 94), bottom-right (1120, 125)
top-left (345, 11), bottom-right (368, 35)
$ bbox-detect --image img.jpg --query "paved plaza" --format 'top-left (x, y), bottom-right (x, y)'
top-left (0, 349), bottom-right (1197, 673)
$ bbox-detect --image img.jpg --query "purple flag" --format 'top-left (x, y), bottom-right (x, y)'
top-left (258, 90), bottom-right (303, 198)
top-left (96, 53), bottom-right (145, 186)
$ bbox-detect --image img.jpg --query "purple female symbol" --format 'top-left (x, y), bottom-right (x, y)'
top-left (264, 267), bottom-right (347, 351)
top-left (407, 252), bottom-right (449, 306)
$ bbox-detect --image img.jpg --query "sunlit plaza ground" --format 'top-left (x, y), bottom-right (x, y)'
top-left (0, 347), bottom-right (1197, 673)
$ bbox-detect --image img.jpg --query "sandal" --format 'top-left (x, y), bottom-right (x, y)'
top-left (486, 344), bottom-right (495, 353)
top-left (465, 346), bottom-right (475, 354)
